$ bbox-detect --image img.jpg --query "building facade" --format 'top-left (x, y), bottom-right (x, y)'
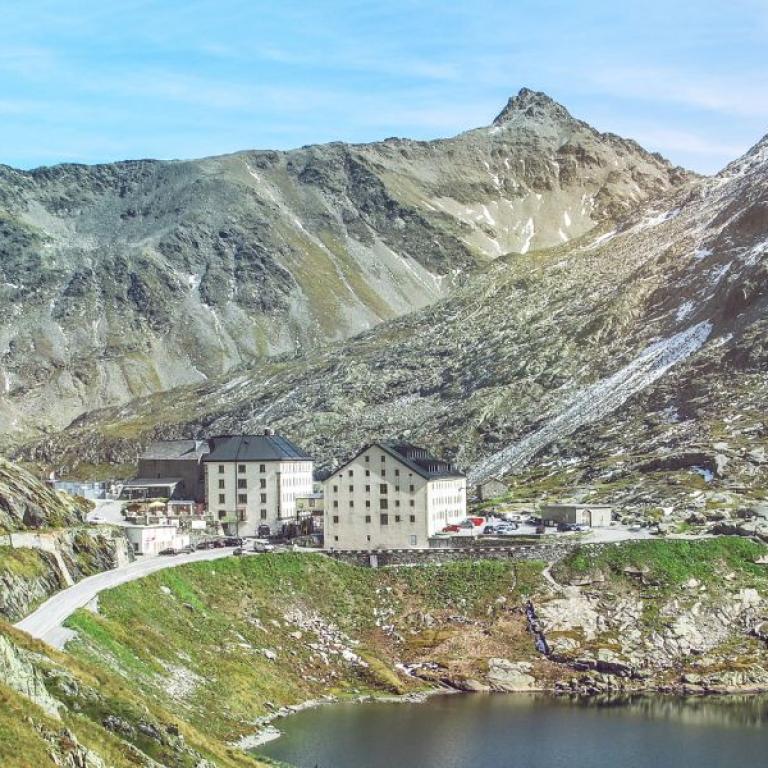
top-left (129, 439), bottom-right (210, 502)
top-left (541, 504), bottom-right (613, 528)
top-left (324, 442), bottom-right (466, 550)
top-left (203, 432), bottom-right (313, 536)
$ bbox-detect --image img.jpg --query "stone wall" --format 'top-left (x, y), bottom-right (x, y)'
top-left (326, 541), bottom-right (579, 567)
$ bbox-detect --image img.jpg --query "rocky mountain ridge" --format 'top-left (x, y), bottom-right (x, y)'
top-left (0, 88), bottom-right (689, 437)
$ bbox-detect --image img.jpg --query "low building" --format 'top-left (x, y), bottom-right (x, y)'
top-left (475, 478), bottom-right (507, 501)
top-left (119, 477), bottom-right (183, 501)
top-left (135, 440), bottom-right (210, 502)
top-left (202, 431), bottom-right (314, 537)
top-left (295, 492), bottom-right (324, 521)
top-left (124, 522), bottom-right (190, 556)
top-left (541, 503), bottom-right (613, 528)
top-left (324, 442), bottom-right (466, 550)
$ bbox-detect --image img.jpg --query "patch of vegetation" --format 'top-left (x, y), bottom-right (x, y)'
top-left (0, 546), bottom-right (49, 579)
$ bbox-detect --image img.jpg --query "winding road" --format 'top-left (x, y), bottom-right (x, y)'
top-left (14, 547), bottom-right (238, 649)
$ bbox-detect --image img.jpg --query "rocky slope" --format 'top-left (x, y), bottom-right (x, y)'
top-left (0, 89), bottom-right (688, 437)
top-left (26, 129), bottom-right (768, 521)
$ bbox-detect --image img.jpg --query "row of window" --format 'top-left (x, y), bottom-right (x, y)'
top-left (331, 483), bottom-right (416, 493)
top-left (218, 492), bottom-right (269, 504)
top-left (217, 508), bottom-right (270, 520)
top-left (330, 513), bottom-right (416, 525)
top-left (218, 463), bottom-right (268, 474)
top-left (217, 478), bottom-right (269, 490)
top-left (332, 498), bottom-right (415, 509)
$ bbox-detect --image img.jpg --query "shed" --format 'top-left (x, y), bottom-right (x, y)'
top-left (541, 503), bottom-right (613, 528)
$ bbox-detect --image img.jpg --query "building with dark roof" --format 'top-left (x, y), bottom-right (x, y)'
top-left (324, 442), bottom-right (466, 550)
top-left (202, 430), bottom-right (314, 536)
top-left (125, 439), bottom-right (210, 502)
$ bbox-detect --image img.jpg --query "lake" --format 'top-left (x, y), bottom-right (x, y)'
top-left (257, 692), bottom-right (768, 768)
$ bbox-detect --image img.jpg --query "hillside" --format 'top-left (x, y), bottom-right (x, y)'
top-left (25, 129), bottom-right (768, 518)
top-left (2, 541), bottom-right (766, 767)
top-left (0, 89), bottom-right (688, 438)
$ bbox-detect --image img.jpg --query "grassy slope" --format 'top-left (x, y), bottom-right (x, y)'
top-left (64, 555), bottom-right (546, 740)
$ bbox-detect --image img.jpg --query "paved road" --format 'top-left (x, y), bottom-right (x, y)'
top-left (15, 547), bottom-right (238, 649)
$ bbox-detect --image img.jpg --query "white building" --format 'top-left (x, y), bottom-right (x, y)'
top-left (324, 442), bottom-right (466, 550)
top-left (203, 431), bottom-right (314, 537)
top-left (125, 523), bottom-right (190, 556)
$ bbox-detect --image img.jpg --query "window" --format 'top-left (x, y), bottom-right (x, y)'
top-left (365, 469), bottom-right (370, 477)
top-left (218, 510), bottom-right (226, 519)
top-left (395, 500), bottom-right (400, 507)
top-left (238, 464), bottom-right (246, 473)
top-left (218, 465), bottom-right (224, 474)
top-left (348, 485), bottom-right (353, 492)
top-left (381, 455), bottom-right (385, 462)
top-left (365, 455), bottom-right (370, 462)
top-left (379, 484), bottom-right (388, 494)
top-left (348, 469), bottom-right (354, 477)
top-left (409, 484), bottom-right (415, 492)
top-left (218, 479), bottom-right (225, 490)
top-left (349, 500), bottom-right (354, 507)
top-left (381, 470), bottom-right (386, 477)
top-left (334, 535), bottom-right (339, 542)
top-left (380, 513), bottom-right (389, 525)
top-left (218, 494), bottom-right (225, 504)
top-left (410, 515), bottom-right (416, 523)
top-left (237, 478), bottom-right (247, 489)
top-left (367, 535), bottom-right (371, 542)
top-left (365, 484), bottom-right (370, 492)
top-left (333, 500), bottom-right (339, 508)
top-left (260, 509), bottom-right (267, 520)
top-left (365, 500), bottom-right (371, 508)
top-left (409, 535), bottom-right (417, 546)
top-left (380, 499), bottom-right (388, 510)
top-left (333, 515), bottom-right (339, 524)
top-left (260, 493), bottom-right (267, 503)
top-left (395, 485), bottom-right (400, 492)
top-left (238, 494), bottom-right (247, 504)
top-left (365, 515), bottom-right (371, 523)
top-left (410, 500), bottom-right (415, 507)
top-left (260, 478), bottom-right (267, 488)
top-left (395, 515), bottom-right (401, 522)
top-left (395, 469), bottom-right (400, 476)
top-left (260, 464), bottom-right (266, 473)
top-left (333, 485), bottom-right (338, 492)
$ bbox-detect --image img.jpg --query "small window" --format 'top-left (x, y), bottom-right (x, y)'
top-left (260, 478), bottom-right (266, 489)
top-left (237, 478), bottom-right (247, 489)
top-left (218, 494), bottom-right (225, 504)
top-left (218, 465), bottom-right (224, 474)
top-left (395, 469), bottom-right (400, 476)
top-left (349, 500), bottom-right (354, 507)
top-left (381, 470), bottom-right (386, 477)
top-left (218, 479), bottom-right (225, 489)
top-left (348, 485), bottom-right (353, 492)
top-left (365, 515), bottom-right (371, 523)
top-left (365, 455), bottom-right (370, 463)
top-left (409, 535), bottom-right (417, 545)
top-left (367, 535), bottom-right (371, 542)
top-left (238, 464), bottom-right (246, 473)
top-left (260, 464), bottom-right (266, 473)
top-left (409, 500), bottom-right (415, 507)
top-left (238, 493), bottom-right (247, 504)
top-left (365, 484), bottom-right (370, 492)
top-left (395, 500), bottom-right (400, 507)
top-left (218, 510), bottom-right (226, 519)
top-left (348, 469), bottom-right (353, 477)
top-left (333, 515), bottom-right (339, 524)
top-left (333, 485), bottom-right (338, 493)
top-left (365, 500), bottom-right (371, 508)
top-left (409, 484), bottom-right (415, 492)
top-left (334, 535), bottom-right (339, 541)
top-left (365, 469), bottom-right (370, 477)
top-left (410, 514), bottom-right (416, 523)
top-left (381, 455), bottom-right (385, 462)
top-left (380, 513), bottom-right (389, 525)
top-left (379, 484), bottom-right (388, 494)
top-left (333, 500), bottom-right (339, 508)
top-left (395, 514), bottom-right (401, 522)
top-left (395, 485), bottom-right (400, 492)
top-left (260, 509), bottom-right (267, 519)
top-left (380, 499), bottom-right (388, 510)
top-left (260, 493), bottom-right (267, 503)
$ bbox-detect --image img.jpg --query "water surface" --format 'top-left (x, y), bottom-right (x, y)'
top-left (257, 692), bottom-right (768, 768)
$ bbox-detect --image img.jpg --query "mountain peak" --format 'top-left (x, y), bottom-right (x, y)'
top-left (492, 87), bottom-right (573, 126)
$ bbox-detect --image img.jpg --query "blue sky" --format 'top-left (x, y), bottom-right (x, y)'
top-left (0, 0), bottom-right (766, 173)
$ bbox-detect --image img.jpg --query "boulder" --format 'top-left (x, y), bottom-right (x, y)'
top-left (486, 658), bottom-right (537, 691)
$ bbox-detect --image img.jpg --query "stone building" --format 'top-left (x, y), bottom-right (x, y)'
top-left (324, 442), bottom-right (466, 550)
top-left (475, 478), bottom-right (508, 501)
top-left (540, 503), bottom-right (613, 528)
top-left (203, 431), bottom-right (313, 536)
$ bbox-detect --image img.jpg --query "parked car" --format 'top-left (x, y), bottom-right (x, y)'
top-left (442, 524), bottom-right (462, 533)
top-left (179, 545), bottom-right (195, 554)
top-left (196, 541), bottom-right (213, 550)
top-left (158, 547), bottom-right (178, 555)
top-left (557, 522), bottom-right (571, 532)
top-left (223, 536), bottom-right (243, 547)
top-left (483, 525), bottom-right (496, 535)
top-left (252, 540), bottom-right (275, 553)
top-left (628, 523), bottom-right (643, 532)
top-left (571, 524), bottom-right (590, 532)
top-left (212, 539), bottom-right (226, 548)
top-left (495, 523), bottom-right (519, 535)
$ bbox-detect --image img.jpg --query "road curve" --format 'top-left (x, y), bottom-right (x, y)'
top-left (15, 547), bottom-right (238, 648)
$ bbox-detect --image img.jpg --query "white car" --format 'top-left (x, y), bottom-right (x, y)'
top-left (252, 540), bottom-right (275, 553)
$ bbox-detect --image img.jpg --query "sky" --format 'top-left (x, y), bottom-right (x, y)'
top-left (0, 0), bottom-right (766, 173)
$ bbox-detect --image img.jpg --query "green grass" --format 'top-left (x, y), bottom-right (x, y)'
top-left (554, 537), bottom-right (768, 591)
top-left (0, 546), bottom-right (49, 579)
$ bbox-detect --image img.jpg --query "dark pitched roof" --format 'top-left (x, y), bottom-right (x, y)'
top-left (332, 442), bottom-right (465, 480)
top-left (203, 434), bottom-right (312, 462)
top-left (139, 440), bottom-right (209, 461)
